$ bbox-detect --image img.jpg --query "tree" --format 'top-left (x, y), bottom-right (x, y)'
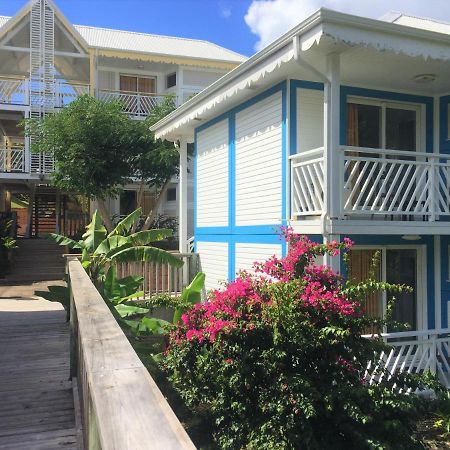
top-left (23, 95), bottom-right (179, 231)
top-left (132, 96), bottom-right (179, 230)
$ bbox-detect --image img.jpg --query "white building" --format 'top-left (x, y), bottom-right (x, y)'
top-left (152, 10), bottom-right (450, 386)
top-left (0, 0), bottom-right (245, 238)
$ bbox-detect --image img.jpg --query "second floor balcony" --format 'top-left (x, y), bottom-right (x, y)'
top-left (290, 146), bottom-right (450, 226)
top-left (0, 77), bottom-right (175, 117)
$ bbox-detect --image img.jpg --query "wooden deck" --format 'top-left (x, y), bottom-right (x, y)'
top-left (0, 283), bottom-right (79, 450)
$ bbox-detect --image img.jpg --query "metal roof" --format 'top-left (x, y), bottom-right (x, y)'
top-left (0, 15), bottom-right (246, 63)
top-left (382, 12), bottom-right (450, 35)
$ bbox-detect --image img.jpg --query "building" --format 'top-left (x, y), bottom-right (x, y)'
top-left (152, 10), bottom-right (450, 385)
top-left (0, 0), bottom-right (245, 238)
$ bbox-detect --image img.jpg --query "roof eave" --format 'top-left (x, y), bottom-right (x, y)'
top-left (151, 8), bottom-right (450, 138)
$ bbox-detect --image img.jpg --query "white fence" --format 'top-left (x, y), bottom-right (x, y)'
top-left (363, 328), bottom-right (450, 390)
top-left (0, 147), bottom-right (25, 172)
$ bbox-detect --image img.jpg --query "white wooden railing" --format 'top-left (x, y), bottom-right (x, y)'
top-left (56, 82), bottom-right (90, 107)
top-left (363, 328), bottom-right (450, 390)
top-left (342, 147), bottom-right (450, 220)
top-left (290, 147), bottom-right (325, 217)
top-left (0, 147), bottom-right (26, 172)
top-left (30, 152), bottom-right (54, 174)
top-left (0, 77), bottom-right (28, 105)
top-left (116, 253), bottom-right (199, 298)
top-left (290, 146), bottom-right (450, 221)
top-left (68, 259), bottom-right (196, 449)
top-left (97, 89), bottom-right (172, 117)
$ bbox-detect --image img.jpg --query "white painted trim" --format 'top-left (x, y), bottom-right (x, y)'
top-left (434, 235), bottom-right (442, 328)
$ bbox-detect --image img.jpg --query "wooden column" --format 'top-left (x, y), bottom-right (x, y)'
top-left (89, 50), bottom-right (98, 97)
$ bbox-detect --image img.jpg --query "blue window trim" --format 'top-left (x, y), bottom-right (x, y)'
top-left (194, 80), bottom-right (287, 238)
top-left (340, 86), bottom-right (434, 152)
top-left (440, 95), bottom-right (450, 153)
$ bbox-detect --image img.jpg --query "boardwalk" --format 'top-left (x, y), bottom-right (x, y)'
top-left (0, 282), bottom-right (79, 450)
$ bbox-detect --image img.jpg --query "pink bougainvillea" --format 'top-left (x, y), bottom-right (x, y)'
top-left (171, 229), bottom-right (360, 346)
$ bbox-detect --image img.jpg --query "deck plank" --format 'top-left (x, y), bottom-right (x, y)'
top-left (0, 283), bottom-right (78, 449)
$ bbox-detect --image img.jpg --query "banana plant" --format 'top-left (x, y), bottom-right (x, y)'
top-left (50, 208), bottom-right (183, 286)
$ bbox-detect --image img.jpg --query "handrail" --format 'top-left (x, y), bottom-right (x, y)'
top-left (362, 328), bottom-right (450, 339)
top-left (289, 147), bottom-right (324, 160)
top-left (68, 259), bottom-right (196, 450)
top-left (340, 145), bottom-right (450, 160)
top-left (98, 88), bottom-right (169, 97)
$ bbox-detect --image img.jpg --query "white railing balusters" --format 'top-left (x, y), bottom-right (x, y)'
top-left (290, 147), bottom-right (325, 218)
top-left (362, 328), bottom-right (450, 389)
top-left (0, 147), bottom-right (26, 173)
top-left (97, 89), bottom-right (172, 117)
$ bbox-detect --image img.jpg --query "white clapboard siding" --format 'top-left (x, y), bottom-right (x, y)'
top-left (196, 120), bottom-right (229, 227)
top-left (183, 70), bottom-right (223, 87)
top-left (98, 70), bottom-right (115, 90)
top-left (197, 241), bottom-right (229, 290)
top-left (235, 92), bottom-right (283, 226)
top-left (297, 88), bottom-right (324, 153)
top-left (235, 242), bottom-right (282, 275)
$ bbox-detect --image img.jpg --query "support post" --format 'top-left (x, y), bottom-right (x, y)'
top-left (324, 52), bottom-right (341, 220)
top-left (323, 53), bottom-right (341, 272)
top-left (89, 50), bottom-right (98, 98)
top-left (178, 138), bottom-right (188, 256)
top-left (25, 185), bottom-right (35, 238)
top-left (323, 234), bottom-right (341, 273)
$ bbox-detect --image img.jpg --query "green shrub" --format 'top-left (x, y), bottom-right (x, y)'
top-left (163, 229), bottom-right (436, 449)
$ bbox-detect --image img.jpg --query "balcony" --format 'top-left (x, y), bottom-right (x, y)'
top-left (97, 89), bottom-right (173, 118)
top-left (290, 146), bottom-right (450, 223)
top-left (0, 147), bottom-right (26, 173)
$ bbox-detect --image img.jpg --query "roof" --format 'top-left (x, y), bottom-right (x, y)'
top-left (74, 24), bottom-right (246, 63)
top-left (151, 8), bottom-right (450, 140)
top-left (382, 11), bottom-right (450, 35)
top-left (0, 11), bottom-right (246, 64)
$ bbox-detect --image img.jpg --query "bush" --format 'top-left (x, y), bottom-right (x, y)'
top-left (163, 229), bottom-right (435, 450)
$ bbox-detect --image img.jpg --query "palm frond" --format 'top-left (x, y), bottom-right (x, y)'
top-left (48, 233), bottom-right (82, 249)
top-left (108, 208), bottom-right (142, 237)
top-left (111, 245), bottom-right (184, 268)
top-left (128, 228), bottom-right (173, 246)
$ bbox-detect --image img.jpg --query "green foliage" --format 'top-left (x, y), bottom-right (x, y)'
top-left (22, 94), bottom-right (179, 199)
top-left (162, 232), bottom-right (437, 450)
top-left (173, 272), bottom-right (205, 324)
top-left (49, 208), bottom-right (182, 285)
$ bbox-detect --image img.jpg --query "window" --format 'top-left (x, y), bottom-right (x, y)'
top-left (348, 248), bottom-right (419, 333)
top-left (120, 190), bottom-right (137, 216)
top-left (347, 100), bottom-right (419, 151)
top-left (119, 75), bottom-right (156, 94)
top-left (167, 188), bottom-right (176, 202)
top-left (166, 73), bottom-right (177, 89)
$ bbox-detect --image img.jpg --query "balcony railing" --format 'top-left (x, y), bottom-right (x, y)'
top-left (56, 82), bottom-right (90, 107)
top-left (363, 328), bottom-right (450, 390)
top-left (290, 146), bottom-right (450, 222)
top-left (0, 147), bottom-right (26, 173)
top-left (97, 89), bottom-right (172, 117)
top-left (0, 77), bottom-right (28, 105)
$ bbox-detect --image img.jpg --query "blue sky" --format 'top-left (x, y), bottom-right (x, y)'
top-left (1, 0), bottom-right (257, 57)
top-left (2, 0), bottom-right (450, 58)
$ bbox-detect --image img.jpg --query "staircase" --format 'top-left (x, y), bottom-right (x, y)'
top-left (33, 187), bottom-right (58, 236)
top-left (6, 239), bottom-right (65, 282)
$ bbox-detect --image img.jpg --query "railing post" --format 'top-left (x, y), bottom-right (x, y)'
top-left (430, 156), bottom-right (436, 221)
top-left (431, 332), bottom-right (437, 375)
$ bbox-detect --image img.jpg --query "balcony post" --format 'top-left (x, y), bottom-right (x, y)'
top-left (89, 50), bottom-right (98, 98)
top-left (430, 156), bottom-right (436, 221)
top-left (323, 53), bottom-right (341, 272)
top-left (179, 137), bottom-right (189, 284)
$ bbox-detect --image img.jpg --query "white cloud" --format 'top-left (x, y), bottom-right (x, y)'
top-left (245, 0), bottom-right (450, 51)
top-left (219, 2), bottom-right (232, 19)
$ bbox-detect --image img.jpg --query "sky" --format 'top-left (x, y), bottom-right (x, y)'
top-left (1, 0), bottom-right (450, 57)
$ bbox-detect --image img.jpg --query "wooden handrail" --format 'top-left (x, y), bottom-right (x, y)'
top-left (68, 259), bottom-right (196, 450)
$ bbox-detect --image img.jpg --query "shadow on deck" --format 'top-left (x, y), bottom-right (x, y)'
top-left (0, 284), bottom-right (80, 450)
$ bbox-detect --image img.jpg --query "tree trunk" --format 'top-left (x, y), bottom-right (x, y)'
top-left (141, 180), bottom-right (170, 231)
top-left (132, 181), bottom-right (145, 233)
top-left (96, 197), bottom-right (114, 232)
